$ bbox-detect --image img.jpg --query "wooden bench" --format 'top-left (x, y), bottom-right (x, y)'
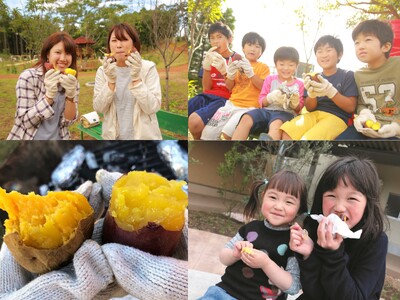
top-left (77, 110), bottom-right (188, 140)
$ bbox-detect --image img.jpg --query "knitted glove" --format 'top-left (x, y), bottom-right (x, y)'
top-left (202, 46), bottom-right (217, 71)
top-left (226, 58), bottom-right (241, 80)
top-left (266, 89), bottom-right (286, 106)
top-left (239, 58), bottom-right (254, 78)
top-left (353, 108), bottom-right (376, 132)
top-left (59, 74), bottom-right (77, 99)
top-left (302, 73), bottom-right (312, 90)
top-left (75, 180), bottom-right (104, 220)
top-left (353, 109), bottom-right (386, 138)
top-left (102, 243), bottom-right (187, 300)
top-left (302, 74), bottom-right (318, 98)
top-left (125, 51), bottom-right (142, 81)
top-left (44, 69), bottom-right (62, 99)
top-left (211, 52), bottom-right (227, 75)
top-left (378, 122), bottom-right (400, 138)
top-left (0, 236), bottom-right (114, 300)
top-left (289, 93), bottom-right (300, 110)
top-left (308, 75), bottom-right (338, 99)
top-left (0, 172), bottom-right (188, 300)
top-left (103, 57), bottom-right (117, 83)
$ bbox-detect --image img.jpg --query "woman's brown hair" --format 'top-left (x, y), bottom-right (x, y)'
top-left (35, 31), bottom-right (78, 76)
top-left (106, 23), bottom-right (141, 54)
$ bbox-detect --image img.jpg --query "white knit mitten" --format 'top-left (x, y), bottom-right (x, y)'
top-left (0, 238), bottom-right (114, 300)
top-left (103, 243), bottom-right (188, 300)
top-left (95, 169), bottom-right (124, 205)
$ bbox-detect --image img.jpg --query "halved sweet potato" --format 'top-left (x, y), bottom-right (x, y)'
top-left (102, 171), bottom-right (187, 256)
top-left (0, 188), bottom-right (94, 273)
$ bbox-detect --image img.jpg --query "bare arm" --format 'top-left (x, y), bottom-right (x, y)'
top-left (331, 94), bottom-right (357, 114)
top-left (241, 249), bottom-right (294, 291)
top-left (250, 74), bottom-right (264, 90)
top-left (305, 96), bottom-right (318, 111)
top-left (225, 77), bottom-right (235, 91)
top-left (202, 70), bottom-right (213, 91)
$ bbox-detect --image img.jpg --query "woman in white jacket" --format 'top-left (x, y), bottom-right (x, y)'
top-left (93, 23), bottom-right (162, 140)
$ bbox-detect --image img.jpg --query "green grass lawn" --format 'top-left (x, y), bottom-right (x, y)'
top-left (0, 46), bottom-right (188, 140)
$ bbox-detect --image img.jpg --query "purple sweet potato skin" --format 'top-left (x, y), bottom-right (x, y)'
top-left (102, 211), bottom-right (181, 256)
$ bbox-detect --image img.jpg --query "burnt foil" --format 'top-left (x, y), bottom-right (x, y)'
top-left (157, 141), bottom-right (188, 181)
top-left (44, 142), bottom-right (180, 193)
top-left (50, 145), bottom-right (86, 189)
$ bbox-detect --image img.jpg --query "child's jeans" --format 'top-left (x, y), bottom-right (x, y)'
top-left (197, 286), bottom-right (238, 300)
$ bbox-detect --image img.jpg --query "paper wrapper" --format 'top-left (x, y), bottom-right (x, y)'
top-left (310, 213), bottom-right (362, 239)
top-left (80, 111), bottom-right (100, 128)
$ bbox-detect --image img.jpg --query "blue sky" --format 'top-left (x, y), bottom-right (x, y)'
top-left (4, 0), bottom-right (24, 10)
top-left (223, 0), bottom-right (365, 72)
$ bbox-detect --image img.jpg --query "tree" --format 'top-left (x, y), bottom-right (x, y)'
top-left (142, 1), bottom-right (188, 110)
top-left (9, 7), bottom-right (60, 56)
top-left (56, 0), bottom-right (126, 52)
top-left (294, 1), bottom-right (326, 73)
top-left (335, 0), bottom-right (399, 27)
top-left (216, 141), bottom-right (333, 216)
top-left (0, 0), bottom-right (11, 53)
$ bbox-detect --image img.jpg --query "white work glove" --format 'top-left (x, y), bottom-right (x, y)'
top-left (202, 46), bottom-right (217, 71)
top-left (59, 74), bottom-right (77, 99)
top-left (378, 122), bottom-right (400, 138)
top-left (126, 51), bottom-right (142, 82)
top-left (266, 89), bottom-right (286, 106)
top-left (302, 73), bottom-right (318, 98)
top-left (354, 108), bottom-right (400, 139)
top-left (308, 75), bottom-right (338, 99)
top-left (239, 57), bottom-right (254, 78)
top-left (302, 73), bottom-right (313, 90)
top-left (226, 58), bottom-right (241, 80)
top-left (103, 57), bottom-right (117, 83)
top-left (0, 226), bottom-right (115, 300)
top-left (288, 93), bottom-right (300, 110)
top-left (0, 169), bottom-right (188, 300)
top-left (44, 69), bottom-right (62, 99)
top-left (211, 52), bottom-right (227, 75)
top-left (354, 108), bottom-right (376, 132)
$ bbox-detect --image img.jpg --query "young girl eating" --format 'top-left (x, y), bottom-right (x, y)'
top-left (199, 170), bottom-right (308, 300)
top-left (290, 156), bottom-right (388, 299)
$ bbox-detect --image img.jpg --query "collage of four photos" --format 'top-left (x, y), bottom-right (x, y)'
top-left (0, 0), bottom-right (400, 299)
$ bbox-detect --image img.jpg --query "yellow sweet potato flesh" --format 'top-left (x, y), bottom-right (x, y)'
top-left (0, 188), bottom-right (93, 249)
top-left (109, 171), bottom-right (188, 232)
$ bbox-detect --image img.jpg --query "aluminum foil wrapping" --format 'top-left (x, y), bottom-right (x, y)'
top-left (51, 145), bottom-right (86, 189)
top-left (157, 141), bottom-right (188, 181)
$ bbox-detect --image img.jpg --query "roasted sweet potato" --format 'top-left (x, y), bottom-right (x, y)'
top-left (0, 188), bottom-right (94, 273)
top-left (102, 171), bottom-right (187, 256)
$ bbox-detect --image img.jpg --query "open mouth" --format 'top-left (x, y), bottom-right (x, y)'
top-left (341, 215), bottom-right (348, 222)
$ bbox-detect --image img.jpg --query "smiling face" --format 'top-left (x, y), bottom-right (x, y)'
top-left (315, 43), bottom-right (341, 73)
top-left (276, 59), bottom-right (298, 81)
top-left (354, 33), bottom-right (391, 69)
top-left (47, 41), bottom-right (72, 72)
top-left (322, 177), bottom-right (367, 229)
top-left (109, 30), bottom-right (135, 66)
top-left (261, 188), bottom-right (301, 227)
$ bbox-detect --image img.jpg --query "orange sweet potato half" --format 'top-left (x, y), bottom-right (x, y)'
top-left (0, 188), bottom-right (94, 273)
top-left (102, 171), bottom-right (188, 256)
